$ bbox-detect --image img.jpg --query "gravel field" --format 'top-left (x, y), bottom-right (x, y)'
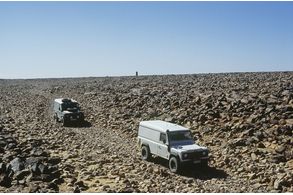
top-left (0, 72), bottom-right (293, 192)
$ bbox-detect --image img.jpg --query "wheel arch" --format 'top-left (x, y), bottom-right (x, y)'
top-left (169, 153), bottom-right (179, 160)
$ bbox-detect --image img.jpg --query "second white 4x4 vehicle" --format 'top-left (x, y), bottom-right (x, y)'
top-left (138, 120), bottom-right (209, 173)
top-left (53, 98), bottom-right (84, 126)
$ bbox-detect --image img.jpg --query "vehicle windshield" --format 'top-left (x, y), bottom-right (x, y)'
top-left (169, 130), bottom-right (194, 145)
top-left (62, 102), bottom-right (79, 111)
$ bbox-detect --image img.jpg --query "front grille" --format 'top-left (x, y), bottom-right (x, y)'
top-left (190, 151), bottom-right (203, 159)
top-left (184, 151), bottom-right (208, 160)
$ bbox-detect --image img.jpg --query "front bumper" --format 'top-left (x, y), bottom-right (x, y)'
top-left (64, 115), bottom-right (84, 122)
top-left (181, 156), bottom-right (209, 164)
top-left (180, 151), bottom-right (209, 164)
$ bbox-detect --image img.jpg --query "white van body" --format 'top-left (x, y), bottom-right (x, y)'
top-left (138, 120), bottom-right (209, 172)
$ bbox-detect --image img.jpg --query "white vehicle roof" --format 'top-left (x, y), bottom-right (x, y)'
top-left (54, 98), bottom-right (78, 104)
top-left (140, 120), bottom-right (189, 133)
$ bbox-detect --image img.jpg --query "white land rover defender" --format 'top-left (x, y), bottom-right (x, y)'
top-left (53, 98), bottom-right (84, 126)
top-left (138, 120), bottom-right (209, 173)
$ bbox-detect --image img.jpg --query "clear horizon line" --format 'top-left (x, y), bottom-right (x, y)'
top-left (1, 70), bottom-right (292, 80)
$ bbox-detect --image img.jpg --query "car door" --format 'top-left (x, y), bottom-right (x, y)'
top-left (157, 132), bottom-right (169, 159)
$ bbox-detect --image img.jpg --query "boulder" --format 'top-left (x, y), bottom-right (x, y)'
top-left (9, 157), bottom-right (25, 173)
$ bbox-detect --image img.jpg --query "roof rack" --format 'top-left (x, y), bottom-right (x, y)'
top-left (62, 98), bottom-right (71, 102)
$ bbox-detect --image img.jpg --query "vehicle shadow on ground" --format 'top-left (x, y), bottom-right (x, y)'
top-left (151, 157), bottom-right (228, 180)
top-left (180, 165), bottom-right (228, 180)
top-left (65, 120), bottom-right (92, 128)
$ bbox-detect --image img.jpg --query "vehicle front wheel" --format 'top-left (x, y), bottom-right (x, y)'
top-left (54, 114), bottom-right (59, 123)
top-left (200, 160), bottom-right (208, 169)
top-left (141, 146), bottom-right (151, 161)
top-left (169, 156), bottom-right (180, 173)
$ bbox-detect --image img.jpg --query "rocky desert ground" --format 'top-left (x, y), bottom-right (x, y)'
top-left (0, 72), bottom-right (292, 192)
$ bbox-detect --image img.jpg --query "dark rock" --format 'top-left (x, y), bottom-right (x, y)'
top-left (0, 140), bottom-right (7, 147)
top-left (198, 114), bottom-right (207, 122)
top-left (271, 154), bottom-right (287, 163)
top-left (51, 170), bottom-right (61, 178)
top-left (254, 131), bottom-right (265, 140)
top-left (38, 163), bottom-right (48, 174)
top-left (276, 126), bottom-right (292, 136)
top-left (48, 181), bottom-right (59, 191)
top-left (14, 169), bottom-right (31, 180)
top-left (31, 162), bottom-right (39, 174)
top-left (6, 137), bottom-right (17, 144)
top-left (257, 142), bottom-right (266, 148)
top-left (274, 179), bottom-right (282, 190)
top-left (5, 142), bottom-right (16, 149)
top-left (48, 157), bottom-right (61, 165)
top-left (0, 163), bottom-right (6, 174)
top-left (73, 186), bottom-right (81, 193)
top-left (0, 174), bottom-right (12, 187)
top-left (41, 174), bottom-right (54, 182)
top-left (284, 148), bottom-right (293, 160)
top-left (230, 138), bottom-right (246, 147)
top-left (9, 157), bottom-right (25, 173)
top-left (75, 180), bottom-right (86, 188)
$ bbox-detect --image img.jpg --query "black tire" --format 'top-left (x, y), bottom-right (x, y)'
top-left (62, 118), bottom-right (67, 127)
top-left (79, 117), bottom-right (84, 126)
top-left (169, 156), bottom-right (180, 173)
top-left (141, 146), bottom-right (151, 161)
top-left (200, 160), bottom-right (208, 169)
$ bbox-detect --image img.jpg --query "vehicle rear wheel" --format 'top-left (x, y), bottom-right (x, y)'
top-left (169, 156), bottom-right (180, 173)
top-left (141, 146), bottom-right (151, 161)
top-left (54, 114), bottom-right (58, 123)
top-left (62, 118), bottom-right (67, 127)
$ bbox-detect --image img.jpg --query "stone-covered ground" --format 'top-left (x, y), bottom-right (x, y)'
top-left (0, 72), bottom-right (292, 192)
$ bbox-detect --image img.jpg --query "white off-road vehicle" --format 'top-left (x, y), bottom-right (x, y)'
top-left (138, 120), bottom-right (209, 173)
top-left (53, 98), bottom-right (84, 126)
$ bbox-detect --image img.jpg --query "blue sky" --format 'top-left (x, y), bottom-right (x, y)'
top-left (0, 2), bottom-right (292, 78)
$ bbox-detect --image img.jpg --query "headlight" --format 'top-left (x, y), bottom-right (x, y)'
top-left (202, 151), bottom-right (208, 156)
top-left (183, 153), bottom-right (188, 159)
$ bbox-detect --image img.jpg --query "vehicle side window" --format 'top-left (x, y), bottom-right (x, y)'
top-left (160, 133), bottom-right (166, 143)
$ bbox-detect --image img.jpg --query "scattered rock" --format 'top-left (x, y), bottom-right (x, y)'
top-left (1, 72), bottom-right (293, 192)
top-left (9, 157), bottom-right (25, 173)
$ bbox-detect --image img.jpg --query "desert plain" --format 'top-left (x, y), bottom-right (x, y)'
top-left (0, 72), bottom-right (292, 192)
